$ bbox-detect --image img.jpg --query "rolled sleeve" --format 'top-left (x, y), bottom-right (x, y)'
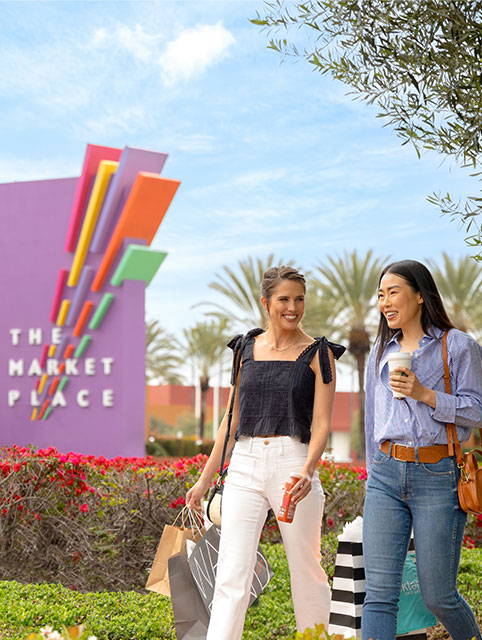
top-left (432, 391), bottom-right (457, 424)
top-left (430, 332), bottom-right (482, 430)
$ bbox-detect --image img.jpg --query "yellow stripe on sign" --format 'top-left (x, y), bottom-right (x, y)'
top-left (48, 344), bottom-right (56, 358)
top-left (56, 299), bottom-right (71, 327)
top-left (38, 374), bottom-right (48, 394)
top-left (30, 408), bottom-right (38, 421)
top-left (68, 159), bottom-right (119, 287)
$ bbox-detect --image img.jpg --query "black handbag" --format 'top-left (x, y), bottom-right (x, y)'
top-left (205, 334), bottom-right (245, 526)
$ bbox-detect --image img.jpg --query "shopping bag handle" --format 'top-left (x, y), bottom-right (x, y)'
top-left (172, 506), bottom-right (204, 530)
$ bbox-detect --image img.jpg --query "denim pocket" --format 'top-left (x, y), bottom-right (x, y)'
top-left (420, 457), bottom-right (455, 476)
top-left (372, 448), bottom-right (391, 465)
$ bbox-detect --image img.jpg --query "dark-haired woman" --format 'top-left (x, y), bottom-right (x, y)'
top-left (362, 259), bottom-right (482, 640)
top-left (186, 266), bottom-right (345, 639)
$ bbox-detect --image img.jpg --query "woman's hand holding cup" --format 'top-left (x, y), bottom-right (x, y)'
top-left (387, 352), bottom-right (433, 404)
top-left (387, 352), bottom-right (412, 399)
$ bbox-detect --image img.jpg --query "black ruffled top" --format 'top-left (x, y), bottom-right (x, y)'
top-left (228, 329), bottom-right (346, 444)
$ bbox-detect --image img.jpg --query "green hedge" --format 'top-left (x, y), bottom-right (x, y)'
top-left (146, 437), bottom-right (214, 458)
top-left (1, 545), bottom-right (481, 640)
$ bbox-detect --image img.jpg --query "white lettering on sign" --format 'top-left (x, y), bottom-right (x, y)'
top-left (46, 359), bottom-right (59, 375)
top-left (27, 359), bottom-right (42, 376)
top-left (52, 390), bottom-right (67, 408)
top-left (9, 329), bottom-right (21, 346)
top-left (65, 359), bottom-right (79, 375)
top-left (102, 389), bottom-right (114, 407)
top-left (8, 359), bottom-right (24, 376)
top-left (7, 388), bottom-right (116, 408)
top-left (77, 390), bottom-right (89, 408)
top-left (31, 390), bottom-right (40, 407)
top-left (101, 357), bottom-right (114, 375)
top-left (8, 390), bottom-right (20, 407)
top-left (84, 358), bottom-right (95, 375)
top-left (7, 328), bottom-right (117, 410)
top-left (28, 329), bottom-right (42, 345)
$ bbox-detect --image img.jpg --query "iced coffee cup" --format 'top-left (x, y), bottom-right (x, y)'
top-left (387, 352), bottom-right (412, 399)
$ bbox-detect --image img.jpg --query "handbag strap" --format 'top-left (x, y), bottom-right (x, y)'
top-left (215, 337), bottom-right (244, 486)
top-left (442, 331), bottom-right (475, 469)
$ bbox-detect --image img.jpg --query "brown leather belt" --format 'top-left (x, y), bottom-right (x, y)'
top-left (380, 441), bottom-right (451, 464)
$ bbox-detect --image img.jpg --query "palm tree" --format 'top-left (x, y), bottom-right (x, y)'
top-left (183, 320), bottom-right (230, 440)
top-left (146, 320), bottom-right (183, 384)
top-left (301, 278), bottom-right (343, 338)
top-left (199, 255), bottom-right (289, 330)
top-left (427, 253), bottom-right (482, 338)
top-left (315, 250), bottom-right (389, 455)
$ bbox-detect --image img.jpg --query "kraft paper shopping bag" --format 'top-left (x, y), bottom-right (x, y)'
top-left (146, 508), bottom-right (204, 597)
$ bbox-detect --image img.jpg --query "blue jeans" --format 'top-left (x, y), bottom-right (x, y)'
top-left (362, 447), bottom-right (481, 640)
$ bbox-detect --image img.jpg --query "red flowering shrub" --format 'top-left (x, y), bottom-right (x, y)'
top-left (463, 513), bottom-right (482, 549)
top-left (0, 445), bottom-right (206, 591)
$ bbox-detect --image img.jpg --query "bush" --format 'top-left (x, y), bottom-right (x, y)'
top-left (0, 445), bottom-right (206, 591)
top-left (146, 437), bottom-right (214, 458)
top-left (0, 447), bottom-right (366, 593)
top-left (1, 443), bottom-right (479, 600)
top-left (0, 581), bottom-right (176, 640)
top-left (22, 624), bottom-right (96, 640)
top-left (463, 513), bottom-right (482, 549)
top-left (3, 546), bottom-right (481, 640)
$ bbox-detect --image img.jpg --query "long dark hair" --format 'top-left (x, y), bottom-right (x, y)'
top-left (375, 260), bottom-right (454, 366)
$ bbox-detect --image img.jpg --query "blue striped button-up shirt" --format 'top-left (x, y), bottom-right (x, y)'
top-left (365, 326), bottom-right (482, 470)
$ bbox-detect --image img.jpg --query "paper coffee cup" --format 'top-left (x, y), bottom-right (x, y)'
top-left (387, 352), bottom-right (412, 399)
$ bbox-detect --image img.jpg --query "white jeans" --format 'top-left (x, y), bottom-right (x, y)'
top-left (206, 436), bottom-right (330, 640)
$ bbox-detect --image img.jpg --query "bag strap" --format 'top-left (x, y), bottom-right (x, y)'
top-left (442, 332), bottom-right (466, 468)
top-left (215, 337), bottom-right (244, 486)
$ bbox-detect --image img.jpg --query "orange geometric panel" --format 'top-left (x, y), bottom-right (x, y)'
top-left (91, 172), bottom-right (180, 292)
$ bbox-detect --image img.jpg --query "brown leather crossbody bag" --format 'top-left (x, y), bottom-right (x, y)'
top-left (442, 331), bottom-right (482, 515)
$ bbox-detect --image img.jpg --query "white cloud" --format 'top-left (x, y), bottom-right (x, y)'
top-left (159, 22), bottom-right (235, 87)
top-left (81, 105), bottom-right (149, 136)
top-left (91, 23), bottom-right (162, 62)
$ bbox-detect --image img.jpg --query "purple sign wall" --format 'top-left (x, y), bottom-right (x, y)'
top-left (0, 144), bottom-right (180, 457)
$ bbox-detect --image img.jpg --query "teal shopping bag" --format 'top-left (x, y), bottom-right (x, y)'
top-left (397, 554), bottom-right (437, 635)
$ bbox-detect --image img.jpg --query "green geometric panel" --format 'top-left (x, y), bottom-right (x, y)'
top-left (89, 293), bottom-right (114, 330)
top-left (110, 244), bottom-right (167, 287)
top-left (74, 335), bottom-right (91, 358)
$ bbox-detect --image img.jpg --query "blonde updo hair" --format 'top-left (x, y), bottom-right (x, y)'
top-left (261, 265), bottom-right (306, 304)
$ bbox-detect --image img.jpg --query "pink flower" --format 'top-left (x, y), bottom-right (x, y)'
top-left (79, 503), bottom-right (89, 513)
top-left (12, 463), bottom-right (21, 472)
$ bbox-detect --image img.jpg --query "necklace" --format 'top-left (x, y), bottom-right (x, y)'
top-left (264, 330), bottom-right (302, 352)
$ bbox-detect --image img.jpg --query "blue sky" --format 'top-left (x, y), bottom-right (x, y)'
top-left (1, 0), bottom-right (476, 385)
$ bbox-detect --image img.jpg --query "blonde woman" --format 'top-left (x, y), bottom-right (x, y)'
top-left (187, 265), bottom-right (345, 639)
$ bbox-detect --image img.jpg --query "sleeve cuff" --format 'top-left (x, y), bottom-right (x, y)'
top-left (431, 391), bottom-right (457, 424)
